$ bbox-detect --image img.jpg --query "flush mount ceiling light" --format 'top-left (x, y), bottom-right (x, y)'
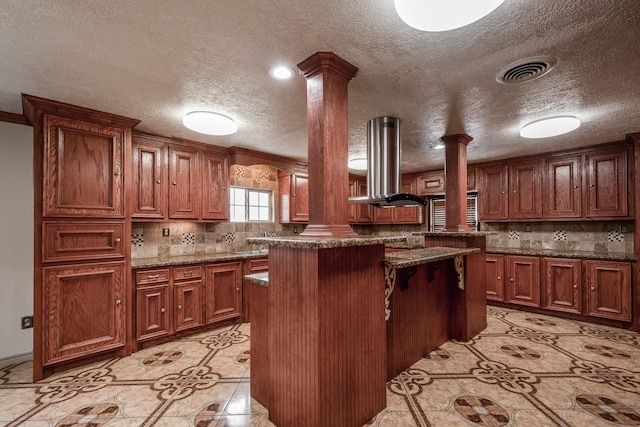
top-left (520, 116), bottom-right (581, 138)
top-left (348, 158), bottom-right (368, 170)
top-left (269, 65), bottom-right (295, 80)
top-left (434, 143), bottom-right (445, 150)
top-left (183, 111), bottom-right (238, 135)
top-left (394, 0), bottom-right (506, 32)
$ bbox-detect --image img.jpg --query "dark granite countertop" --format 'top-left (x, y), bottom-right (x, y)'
top-left (384, 246), bottom-right (481, 269)
top-left (244, 272), bottom-right (269, 287)
top-left (412, 231), bottom-right (498, 237)
top-left (247, 235), bottom-right (406, 249)
top-left (486, 247), bottom-right (636, 261)
top-left (132, 250), bottom-right (268, 269)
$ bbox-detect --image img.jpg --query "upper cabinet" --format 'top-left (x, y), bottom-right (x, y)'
top-left (543, 155), bottom-right (582, 219)
top-left (393, 176), bottom-right (423, 224)
top-left (279, 169), bottom-right (309, 223)
top-left (585, 148), bottom-right (629, 217)
top-left (416, 170), bottom-right (445, 195)
top-left (508, 159), bottom-right (542, 219)
top-left (42, 115), bottom-right (126, 218)
top-left (131, 134), bottom-right (230, 222)
top-left (479, 165), bottom-right (509, 220)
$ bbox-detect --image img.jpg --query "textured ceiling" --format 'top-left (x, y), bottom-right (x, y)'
top-left (1, 0), bottom-right (639, 173)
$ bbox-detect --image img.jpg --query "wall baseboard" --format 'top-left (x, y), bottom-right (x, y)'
top-left (0, 352), bottom-right (33, 369)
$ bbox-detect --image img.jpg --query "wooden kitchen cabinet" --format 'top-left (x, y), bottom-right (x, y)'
top-left (543, 155), bottom-right (582, 219)
top-left (416, 170), bottom-right (445, 195)
top-left (479, 165), bottom-right (508, 220)
top-left (355, 179), bottom-right (374, 223)
top-left (242, 257), bottom-right (269, 322)
top-left (508, 159), bottom-right (542, 219)
top-left (542, 257), bottom-right (582, 314)
top-left (42, 261), bottom-right (126, 366)
top-left (137, 284), bottom-right (170, 341)
top-left (201, 152), bottom-right (229, 220)
top-left (169, 145), bottom-right (200, 219)
top-left (485, 254), bottom-right (504, 302)
top-left (585, 260), bottom-right (632, 321)
top-left (42, 221), bottom-right (125, 263)
top-left (505, 255), bottom-right (540, 307)
top-left (393, 176), bottom-right (423, 224)
top-left (279, 170), bottom-right (309, 223)
top-left (131, 135), bottom-right (166, 219)
top-left (173, 265), bottom-right (203, 332)
top-left (205, 261), bottom-right (243, 324)
top-left (585, 148), bottom-right (629, 218)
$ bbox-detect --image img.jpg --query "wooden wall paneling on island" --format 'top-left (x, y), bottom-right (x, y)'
top-left (249, 277), bottom-right (270, 409)
top-left (630, 132), bottom-right (640, 332)
top-left (386, 261), bottom-right (451, 380)
top-left (261, 245), bottom-right (387, 427)
top-left (421, 235), bottom-right (488, 341)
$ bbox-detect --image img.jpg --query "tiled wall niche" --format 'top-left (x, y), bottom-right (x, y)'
top-left (481, 221), bottom-right (635, 254)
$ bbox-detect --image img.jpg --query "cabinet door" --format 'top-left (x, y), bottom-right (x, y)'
top-left (43, 221), bottom-right (125, 263)
top-left (373, 205), bottom-right (394, 223)
top-left (291, 173), bottom-right (309, 222)
top-left (467, 168), bottom-right (476, 191)
top-left (205, 262), bottom-right (243, 324)
top-left (505, 256), bottom-right (540, 307)
top-left (416, 171), bottom-right (445, 195)
top-left (43, 115), bottom-right (124, 217)
top-left (137, 284), bottom-right (170, 341)
top-left (485, 254), bottom-right (504, 302)
top-left (479, 165), bottom-right (508, 220)
top-left (348, 178), bottom-right (358, 223)
top-left (394, 177), bottom-right (423, 224)
top-left (586, 261), bottom-right (631, 321)
top-left (169, 145), bottom-right (200, 219)
top-left (542, 258), bottom-right (581, 314)
top-left (242, 258), bottom-right (269, 323)
top-left (509, 160), bottom-right (542, 219)
top-left (585, 149), bottom-right (628, 217)
top-left (543, 156), bottom-right (581, 219)
top-left (175, 280), bottom-right (203, 332)
top-left (202, 152), bottom-right (229, 220)
top-left (42, 261), bottom-right (125, 366)
top-left (132, 138), bottom-right (166, 219)
top-left (356, 180), bottom-right (373, 223)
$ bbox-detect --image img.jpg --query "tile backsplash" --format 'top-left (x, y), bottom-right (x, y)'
top-left (481, 221), bottom-right (634, 254)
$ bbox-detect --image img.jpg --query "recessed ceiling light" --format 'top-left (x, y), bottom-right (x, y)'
top-left (520, 116), bottom-right (581, 138)
top-left (348, 158), bottom-right (368, 170)
top-left (394, 0), bottom-right (506, 32)
top-left (269, 66), bottom-right (295, 80)
top-left (183, 111), bottom-right (238, 136)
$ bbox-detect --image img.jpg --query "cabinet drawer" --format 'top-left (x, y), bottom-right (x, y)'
top-left (174, 265), bottom-right (203, 281)
top-left (136, 269), bottom-right (170, 286)
top-left (43, 221), bottom-right (125, 263)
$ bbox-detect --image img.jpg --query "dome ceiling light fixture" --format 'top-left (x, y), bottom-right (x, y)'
top-left (520, 116), bottom-right (581, 139)
top-left (269, 65), bottom-right (295, 80)
top-left (393, 0), bottom-right (506, 32)
top-left (348, 157), bottom-right (368, 170)
top-left (183, 111), bottom-right (238, 135)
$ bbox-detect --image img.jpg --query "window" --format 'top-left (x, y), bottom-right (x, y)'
top-left (230, 187), bottom-right (273, 222)
top-left (429, 193), bottom-right (478, 231)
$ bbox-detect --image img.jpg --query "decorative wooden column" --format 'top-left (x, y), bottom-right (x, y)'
top-left (626, 132), bottom-right (640, 332)
top-left (442, 134), bottom-right (473, 232)
top-left (297, 52), bottom-right (359, 238)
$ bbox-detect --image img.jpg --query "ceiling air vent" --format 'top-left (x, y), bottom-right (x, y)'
top-left (496, 56), bottom-right (557, 84)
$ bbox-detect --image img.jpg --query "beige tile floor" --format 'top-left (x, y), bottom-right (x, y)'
top-left (1, 307), bottom-right (639, 426)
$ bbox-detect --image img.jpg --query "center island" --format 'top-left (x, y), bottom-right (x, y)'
top-left (245, 232), bottom-right (491, 427)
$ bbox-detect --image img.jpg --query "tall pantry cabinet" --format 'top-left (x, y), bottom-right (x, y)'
top-left (23, 95), bottom-right (140, 380)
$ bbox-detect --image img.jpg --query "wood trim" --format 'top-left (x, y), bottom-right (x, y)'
top-left (627, 132), bottom-right (640, 331)
top-left (228, 146), bottom-right (304, 174)
top-left (0, 111), bottom-right (29, 125)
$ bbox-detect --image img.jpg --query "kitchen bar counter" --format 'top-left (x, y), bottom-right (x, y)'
top-left (131, 250), bottom-right (268, 268)
top-left (486, 246), bottom-right (636, 261)
top-left (247, 234), bottom-right (406, 248)
top-left (384, 246), bottom-right (480, 269)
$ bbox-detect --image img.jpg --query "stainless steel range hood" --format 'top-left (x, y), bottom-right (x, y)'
top-left (349, 116), bottom-right (428, 208)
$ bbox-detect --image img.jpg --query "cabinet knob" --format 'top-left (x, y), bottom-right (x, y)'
top-left (513, 190), bottom-right (517, 193)
top-left (156, 179), bottom-right (161, 184)
top-left (161, 308), bottom-right (166, 313)
top-left (497, 276), bottom-right (501, 280)
top-left (172, 181), bottom-right (177, 185)
top-left (236, 287), bottom-right (240, 291)
top-left (116, 299), bottom-right (122, 305)
top-left (590, 184), bottom-right (594, 187)
top-left (177, 305), bottom-right (183, 310)
top-left (574, 185), bottom-right (578, 189)
top-left (115, 237), bottom-right (121, 243)
top-left (591, 287), bottom-right (595, 291)
top-left (222, 187), bottom-right (227, 190)
top-left (509, 278), bottom-right (514, 282)
top-left (114, 170), bottom-right (121, 176)
top-left (573, 284), bottom-right (578, 289)
top-left (501, 191), bottom-right (506, 194)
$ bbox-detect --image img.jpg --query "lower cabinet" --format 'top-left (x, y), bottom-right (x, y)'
top-left (43, 261), bottom-right (126, 366)
top-left (242, 257), bottom-right (269, 322)
top-left (137, 283), bottom-right (170, 341)
top-left (542, 258), bottom-right (582, 314)
top-left (487, 254), bottom-right (633, 323)
top-left (205, 261), bottom-right (243, 324)
top-left (505, 255), bottom-right (541, 307)
top-left (173, 265), bottom-right (203, 332)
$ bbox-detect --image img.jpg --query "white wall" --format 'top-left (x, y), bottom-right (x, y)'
top-left (0, 121), bottom-right (34, 364)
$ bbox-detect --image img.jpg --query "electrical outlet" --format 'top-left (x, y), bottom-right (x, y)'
top-left (162, 228), bottom-right (170, 237)
top-left (21, 316), bottom-right (33, 329)
top-left (293, 227), bottom-right (298, 234)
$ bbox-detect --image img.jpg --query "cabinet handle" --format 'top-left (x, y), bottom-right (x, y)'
top-left (513, 190), bottom-right (517, 193)
top-left (183, 271), bottom-right (192, 276)
top-left (156, 179), bottom-right (161, 184)
top-left (114, 170), bottom-right (121, 176)
top-left (501, 191), bottom-right (506, 194)
top-left (222, 187), bottom-right (227, 190)
top-left (172, 181), bottom-right (177, 185)
top-left (177, 305), bottom-right (183, 310)
top-left (114, 237), bottom-right (121, 243)
top-left (116, 299), bottom-right (122, 305)
top-left (161, 308), bottom-right (166, 313)
top-left (148, 274), bottom-right (159, 279)
top-left (509, 278), bottom-right (514, 282)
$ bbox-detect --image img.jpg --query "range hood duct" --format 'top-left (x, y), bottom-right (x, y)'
top-left (349, 116), bottom-right (427, 208)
